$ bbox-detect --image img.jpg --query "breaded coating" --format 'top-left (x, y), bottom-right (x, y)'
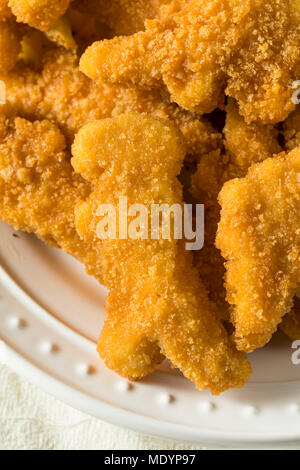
top-left (72, 0), bottom-right (170, 36)
top-left (80, 0), bottom-right (300, 123)
top-left (224, 100), bottom-right (281, 178)
top-left (68, 7), bottom-right (113, 51)
top-left (280, 111), bottom-right (300, 340)
top-left (2, 50), bottom-right (115, 143)
top-left (0, 115), bottom-right (103, 281)
top-left (216, 148), bottom-right (300, 352)
top-left (0, 20), bottom-right (22, 75)
top-left (80, 0), bottom-right (232, 114)
top-left (191, 150), bottom-right (228, 320)
top-left (72, 113), bottom-right (251, 394)
top-left (223, 105), bottom-right (300, 339)
top-left (8, 0), bottom-right (71, 31)
top-left (2, 49), bottom-right (221, 157)
top-left (226, 0), bottom-right (300, 124)
top-left (283, 108), bottom-right (300, 153)
top-left (111, 87), bottom-right (222, 161)
top-left (279, 120), bottom-right (300, 339)
top-left (191, 102), bottom-right (281, 320)
top-left (281, 297), bottom-right (300, 340)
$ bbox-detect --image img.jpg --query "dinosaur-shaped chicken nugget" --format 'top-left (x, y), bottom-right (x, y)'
top-left (80, 0), bottom-right (300, 123)
top-left (216, 148), bottom-right (300, 352)
top-left (72, 113), bottom-right (251, 394)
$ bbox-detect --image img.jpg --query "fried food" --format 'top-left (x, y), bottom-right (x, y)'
top-left (80, 0), bottom-right (300, 122)
top-left (226, 0), bottom-right (300, 124)
top-left (283, 108), bottom-right (300, 153)
top-left (72, 113), bottom-right (251, 394)
top-left (191, 150), bottom-right (228, 320)
top-left (111, 88), bottom-right (221, 162)
top-left (2, 49), bottom-right (221, 157)
top-left (224, 100), bottom-right (281, 178)
top-left (192, 102), bottom-right (300, 342)
top-left (281, 297), bottom-right (300, 340)
top-left (0, 20), bottom-right (22, 75)
top-left (72, 0), bottom-right (170, 36)
top-left (216, 148), bottom-right (300, 352)
top-left (2, 50), bottom-right (115, 142)
top-left (0, 0), bottom-right (297, 393)
top-left (8, 0), bottom-right (71, 31)
top-left (191, 101), bottom-right (281, 320)
top-left (0, 115), bottom-right (103, 281)
top-left (68, 7), bottom-right (113, 51)
top-left (44, 14), bottom-right (77, 51)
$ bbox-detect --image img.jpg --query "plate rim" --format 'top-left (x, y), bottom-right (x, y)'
top-left (1, 267), bottom-right (300, 448)
top-left (5, 345), bottom-right (300, 449)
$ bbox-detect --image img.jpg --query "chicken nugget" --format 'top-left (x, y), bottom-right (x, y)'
top-left (191, 101), bottom-right (281, 320)
top-left (68, 7), bottom-right (113, 51)
top-left (216, 148), bottom-right (300, 352)
top-left (2, 49), bottom-right (221, 158)
top-left (0, 115), bottom-right (103, 281)
top-left (190, 150), bottom-right (228, 320)
top-left (80, 0), bottom-right (300, 123)
top-left (72, 113), bottom-right (251, 394)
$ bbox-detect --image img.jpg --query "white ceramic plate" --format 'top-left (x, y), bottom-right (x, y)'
top-left (1, 220), bottom-right (300, 449)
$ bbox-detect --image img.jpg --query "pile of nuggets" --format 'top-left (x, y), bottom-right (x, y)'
top-left (0, 0), bottom-right (299, 395)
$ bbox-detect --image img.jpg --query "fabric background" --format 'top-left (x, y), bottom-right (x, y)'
top-left (0, 364), bottom-right (212, 450)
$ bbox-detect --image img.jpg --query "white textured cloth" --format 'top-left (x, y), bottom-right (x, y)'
top-left (0, 364), bottom-right (210, 450)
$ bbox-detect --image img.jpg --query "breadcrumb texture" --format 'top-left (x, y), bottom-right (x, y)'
top-left (80, 0), bottom-right (300, 122)
top-left (72, 113), bottom-right (251, 395)
top-left (216, 148), bottom-right (300, 352)
top-left (72, 0), bottom-right (170, 36)
top-left (191, 100), bottom-right (281, 320)
top-left (0, 115), bottom-right (103, 281)
top-left (2, 49), bottom-right (221, 158)
top-left (191, 150), bottom-right (228, 320)
top-left (8, 0), bottom-right (71, 31)
top-left (224, 100), bottom-right (281, 178)
top-left (281, 297), bottom-right (300, 340)
top-left (284, 108), bottom-right (300, 153)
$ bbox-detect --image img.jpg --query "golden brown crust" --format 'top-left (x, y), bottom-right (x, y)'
top-left (8, 0), bottom-right (71, 31)
top-left (72, 113), bottom-right (251, 394)
top-left (2, 49), bottom-right (221, 157)
top-left (281, 298), bottom-right (300, 340)
top-left (224, 100), bottom-right (281, 177)
top-left (191, 150), bottom-right (228, 320)
top-left (80, 0), bottom-right (300, 123)
top-left (191, 101), bottom-right (281, 321)
top-left (0, 115), bottom-right (104, 281)
top-left (72, 0), bottom-right (171, 36)
top-left (283, 108), bottom-right (300, 153)
top-left (216, 148), bottom-right (300, 352)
